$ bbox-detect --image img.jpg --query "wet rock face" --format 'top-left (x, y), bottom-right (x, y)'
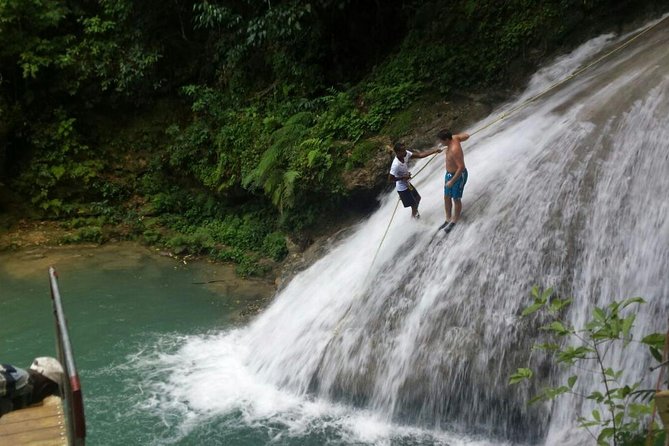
top-left (341, 148), bottom-right (390, 197)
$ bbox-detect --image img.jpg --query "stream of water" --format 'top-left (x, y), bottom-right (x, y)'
top-left (2, 14), bottom-right (669, 446)
top-left (140, 16), bottom-right (669, 446)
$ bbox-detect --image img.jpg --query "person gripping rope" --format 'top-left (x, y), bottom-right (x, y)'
top-left (0, 357), bottom-right (64, 416)
top-left (388, 142), bottom-right (442, 219)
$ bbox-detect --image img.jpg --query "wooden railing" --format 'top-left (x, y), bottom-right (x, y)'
top-left (48, 267), bottom-right (86, 446)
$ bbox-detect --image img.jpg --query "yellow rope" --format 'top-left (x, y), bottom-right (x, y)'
top-left (327, 15), bottom-right (667, 339)
top-left (330, 199), bottom-right (400, 337)
top-left (366, 198), bottom-right (401, 283)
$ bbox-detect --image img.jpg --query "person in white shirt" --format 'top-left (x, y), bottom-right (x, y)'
top-left (388, 142), bottom-right (442, 218)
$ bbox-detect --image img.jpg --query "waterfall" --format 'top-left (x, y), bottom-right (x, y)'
top-left (138, 15), bottom-right (669, 445)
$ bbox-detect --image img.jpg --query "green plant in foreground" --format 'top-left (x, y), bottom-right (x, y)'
top-left (510, 287), bottom-right (666, 446)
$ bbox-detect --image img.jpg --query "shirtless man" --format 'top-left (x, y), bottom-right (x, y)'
top-left (437, 129), bottom-right (469, 233)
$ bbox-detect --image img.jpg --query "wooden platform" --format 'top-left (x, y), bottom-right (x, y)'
top-left (0, 396), bottom-right (67, 445)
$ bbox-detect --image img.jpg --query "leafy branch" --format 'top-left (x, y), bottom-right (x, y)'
top-left (510, 287), bottom-right (666, 446)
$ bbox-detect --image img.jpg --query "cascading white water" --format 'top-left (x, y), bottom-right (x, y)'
top-left (137, 15), bottom-right (669, 445)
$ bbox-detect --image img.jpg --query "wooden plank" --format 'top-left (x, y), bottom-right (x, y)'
top-left (0, 397), bottom-right (63, 424)
top-left (0, 426), bottom-right (67, 445)
top-left (0, 396), bottom-right (67, 445)
top-left (0, 413), bottom-right (63, 435)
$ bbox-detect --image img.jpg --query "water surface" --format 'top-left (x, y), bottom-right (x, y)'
top-left (0, 243), bottom-right (272, 445)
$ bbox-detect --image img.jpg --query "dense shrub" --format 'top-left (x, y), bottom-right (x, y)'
top-left (262, 232), bottom-right (289, 261)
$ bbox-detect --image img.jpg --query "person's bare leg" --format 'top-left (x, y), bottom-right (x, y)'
top-left (453, 199), bottom-right (462, 222)
top-left (411, 205), bottom-right (419, 218)
top-left (444, 196), bottom-right (452, 222)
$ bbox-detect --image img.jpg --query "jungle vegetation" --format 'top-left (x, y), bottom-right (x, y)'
top-left (1, 0), bottom-right (667, 275)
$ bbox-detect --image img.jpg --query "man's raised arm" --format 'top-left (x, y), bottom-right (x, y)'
top-left (454, 132), bottom-right (470, 142)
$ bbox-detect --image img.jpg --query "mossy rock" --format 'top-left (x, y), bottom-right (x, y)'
top-left (345, 139), bottom-right (384, 170)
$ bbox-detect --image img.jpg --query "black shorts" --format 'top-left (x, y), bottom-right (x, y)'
top-left (397, 185), bottom-right (421, 208)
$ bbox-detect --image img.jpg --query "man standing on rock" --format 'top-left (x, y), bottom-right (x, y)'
top-left (388, 142), bottom-right (442, 219)
top-left (437, 129), bottom-right (469, 233)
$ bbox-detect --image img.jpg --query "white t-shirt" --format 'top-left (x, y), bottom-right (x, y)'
top-left (389, 150), bottom-right (413, 192)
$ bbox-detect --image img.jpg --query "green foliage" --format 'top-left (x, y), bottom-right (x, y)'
top-left (315, 91), bottom-right (366, 141)
top-left (172, 76), bottom-right (407, 222)
top-left (363, 81), bottom-right (423, 132)
top-left (145, 188), bottom-right (283, 275)
top-left (12, 110), bottom-right (102, 215)
top-left (382, 109), bottom-right (414, 141)
top-left (192, 2), bottom-right (240, 31)
top-left (262, 232), bottom-right (288, 261)
top-left (60, 226), bottom-right (103, 244)
top-left (0, 0), bottom-right (70, 78)
top-left (63, 216), bottom-right (108, 229)
top-left (4, 0), bottom-right (663, 278)
top-left (242, 111), bottom-right (338, 215)
top-left (142, 229), bottom-right (161, 244)
top-left (346, 139), bottom-right (381, 170)
top-left (1, 0), bottom-right (161, 100)
top-left (211, 247), bottom-right (269, 277)
top-left (511, 288), bottom-right (666, 445)
top-left (63, 1), bottom-right (160, 97)
top-left (191, 0), bottom-right (324, 97)
top-left (235, 254), bottom-right (270, 278)
top-left (509, 367), bottom-right (533, 385)
top-left (1, 0), bottom-right (168, 223)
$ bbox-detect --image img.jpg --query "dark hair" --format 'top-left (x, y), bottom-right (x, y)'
top-left (393, 142), bottom-right (406, 152)
top-left (437, 130), bottom-right (452, 141)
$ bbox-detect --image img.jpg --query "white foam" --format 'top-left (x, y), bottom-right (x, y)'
top-left (133, 16), bottom-right (669, 445)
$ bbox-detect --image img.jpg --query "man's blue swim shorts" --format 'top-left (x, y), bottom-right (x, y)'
top-left (444, 169), bottom-right (468, 199)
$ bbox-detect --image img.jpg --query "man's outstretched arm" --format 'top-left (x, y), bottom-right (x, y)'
top-left (411, 146), bottom-right (442, 159)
